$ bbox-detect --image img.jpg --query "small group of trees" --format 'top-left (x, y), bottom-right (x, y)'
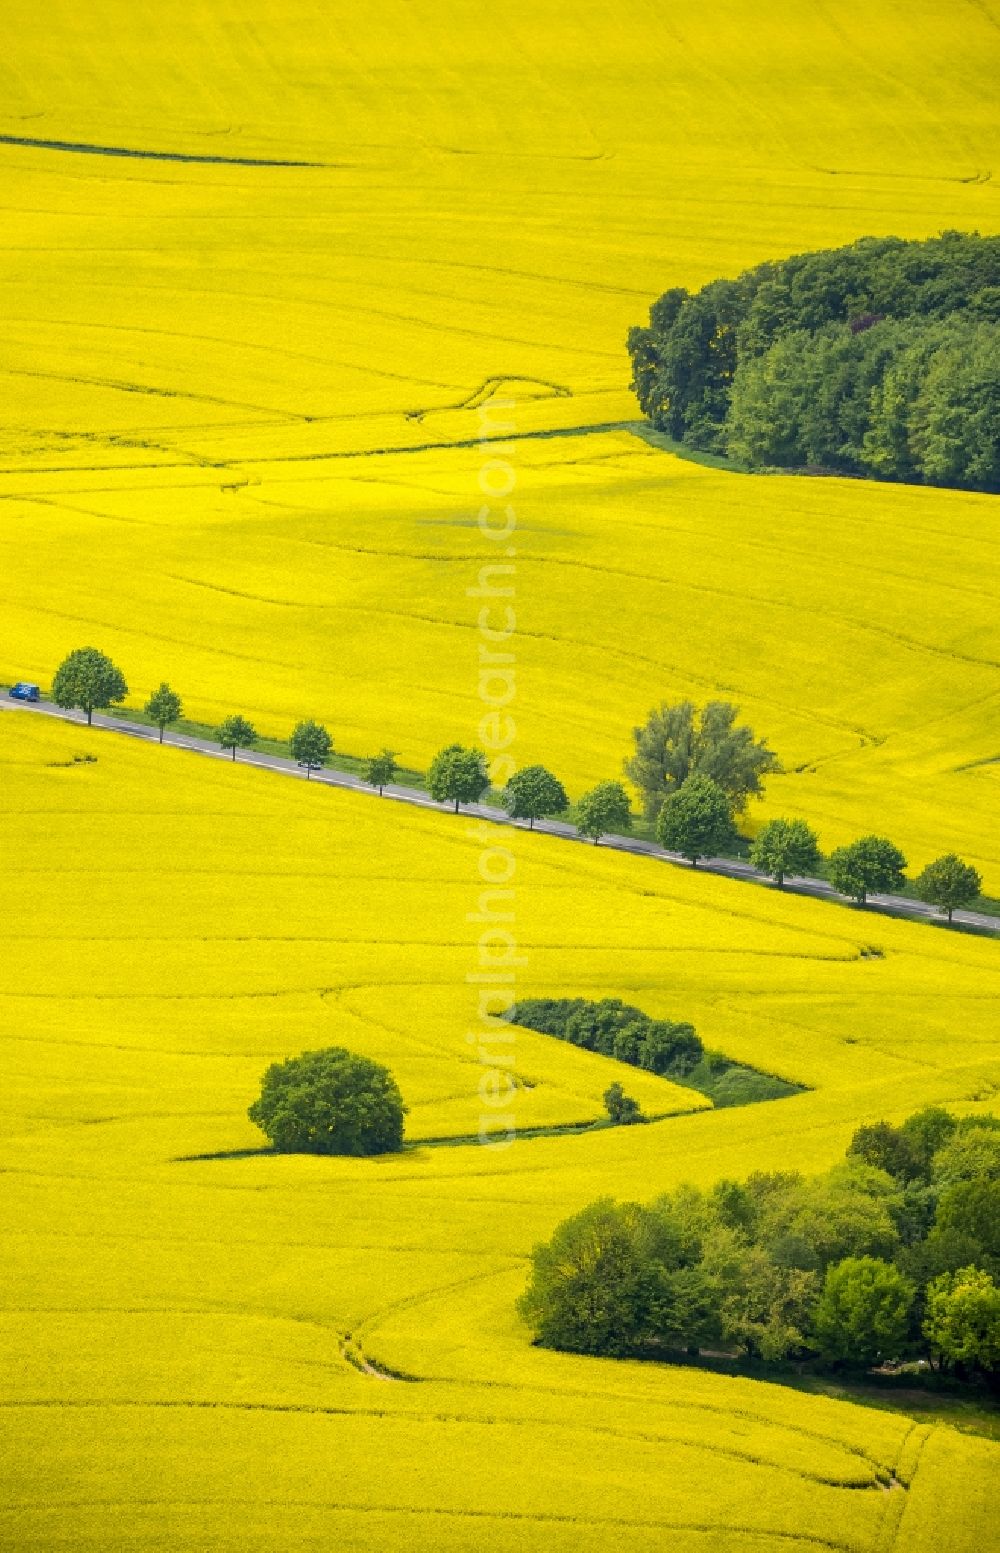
top-left (518, 1105), bottom-right (1000, 1381)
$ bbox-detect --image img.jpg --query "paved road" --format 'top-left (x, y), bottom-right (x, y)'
top-left (5, 697), bottom-right (998, 936)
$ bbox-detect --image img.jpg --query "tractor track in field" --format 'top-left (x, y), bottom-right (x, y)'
top-left (4, 698), bottom-right (998, 935)
top-left (0, 133), bottom-right (324, 167)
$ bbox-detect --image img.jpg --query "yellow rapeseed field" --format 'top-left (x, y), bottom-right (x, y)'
top-left (0, 1), bottom-right (998, 884)
top-left (2, 3), bottom-right (999, 1549)
top-left (1, 713), bottom-right (998, 1550)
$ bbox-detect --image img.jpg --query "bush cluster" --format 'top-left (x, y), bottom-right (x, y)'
top-left (519, 1106), bottom-right (1000, 1379)
top-left (507, 997), bottom-right (801, 1108)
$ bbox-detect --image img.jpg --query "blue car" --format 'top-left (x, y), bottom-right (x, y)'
top-left (8, 682), bottom-right (40, 702)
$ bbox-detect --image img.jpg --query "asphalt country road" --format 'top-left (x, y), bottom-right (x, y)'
top-left (5, 697), bottom-right (998, 936)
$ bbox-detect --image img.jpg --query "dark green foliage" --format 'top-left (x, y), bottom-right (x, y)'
top-left (914, 854), bottom-right (983, 921)
top-left (144, 682), bottom-right (182, 742)
top-left (51, 646), bottom-right (128, 725)
top-left (604, 1082), bottom-right (643, 1125)
top-left (749, 818), bottom-right (821, 887)
top-left (501, 764), bottom-right (569, 828)
top-left (575, 780), bottom-right (632, 842)
top-left (518, 1197), bottom-right (718, 1357)
top-left (827, 835), bottom-right (907, 905)
top-left (655, 774), bottom-right (737, 865)
top-left (289, 719), bottom-right (333, 778)
top-left (934, 1179), bottom-right (1000, 1277)
top-left (628, 232), bottom-right (1000, 491)
top-left (506, 997), bottom-right (801, 1107)
top-left (216, 714), bottom-right (257, 761)
top-left (812, 1256), bottom-right (915, 1367)
top-left (427, 743), bottom-right (490, 811)
top-left (625, 700), bottom-right (780, 820)
top-left (248, 1046), bottom-right (406, 1155)
top-left (518, 1106), bottom-right (1000, 1375)
top-left (364, 748), bottom-right (398, 793)
top-left (848, 1121), bottom-right (923, 1183)
top-left (900, 1106), bottom-right (959, 1177)
top-left (508, 997), bottom-right (703, 1076)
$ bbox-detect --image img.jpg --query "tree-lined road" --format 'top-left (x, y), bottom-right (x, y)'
top-left (5, 697), bottom-right (997, 936)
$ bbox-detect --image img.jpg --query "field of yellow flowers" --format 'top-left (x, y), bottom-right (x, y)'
top-left (1, 0), bottom-right (999, 888)
top-left (1, 712), bottom-right (998, 1551)
top-left (3, 1), bottom-right (1000, 1547)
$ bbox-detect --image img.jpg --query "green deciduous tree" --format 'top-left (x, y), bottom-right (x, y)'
top-left (364, 749), bottom-right (398, 794)
top-left (603, 1083), bottom-right (643, 1126)
top-left (656, 774), bottom-right (737, 865)
top-left (923, 1266), bottom-right (1000, 1375)
top-left (914, 854), bottom-right (983, 922)
top-left (749, 817), bottom-right (821, 886)
top-left (248, 1046), bottom-right (406, 1156)
top-left (289, 719), bottom-right (333, 779)
top-left (625, 699), bottom-right (779, 819)
top-left (216, 715), bottom-right (257, 762)
top-left (575, 780), bottom-right (632, 843)
top-left (501, 764), bottom-right (569, 828)
top-left (52, 647), bottom-right (128, 726)
top-left (144, 682), bottom-right (182, 743)
top-left (827, 835), bottom-right (907, 905)
top-left (427, 744), bottom-right (490, 812)
top-left (847, 1122), bottom-right (922, 1184)
top-left (517, 1197), bottom-right (717, 1357)
top-left (811, 1256), bottom-right (915, 1366)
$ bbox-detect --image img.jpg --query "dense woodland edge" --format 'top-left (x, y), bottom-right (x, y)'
top-left (519, 1107), bottom-right (1000, 1394)
top-left (627, 232), bottom-right (1000, 491)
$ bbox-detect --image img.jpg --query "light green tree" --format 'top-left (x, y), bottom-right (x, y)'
top-left (625, 699), bottom-right (779, 819)
top-left (828, 836), bottom-right (907, 905)
top-left (575, 781), bottom-right (632, 843)
top-left (52, 647), bottom-right (128, 726)
top-left (749, 817), bottom-right (821, 887)
top-left (811, 1256), bottom-right (914, 1366)
top-left (144, 683), bottom-right (183, 743)
top-left (502, 765), bottom-right (569, 829)
top-left (656, 774), bottom-right (736, 865)
top-left (364, 749), bottom-right (398, 795)
top-left (923, 1266), bottom-right (1000, 1375)
top-left (914, 854), bottom-right (982, 922)
top-left (290, 719), bottom-right (333, 779)
top-left (427, 744), bottom-right (490, 812)
top-left (217, 715), bottom-right (257, 763)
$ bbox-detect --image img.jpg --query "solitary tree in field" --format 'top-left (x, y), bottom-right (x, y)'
top-left (290, 719), bottom-right (333, 779)
top-left (364, 749), bottom-right (398, 795)
top-left (575, 781), bottom-right (632, 843)
top-left (502, 765), bottom-right (569, 829)
top-left (603, 1083), bottom-right (644, 1126)
top-left (52, 647), bottom-right (128, 726)
top-left (248, 1046), bottom-right (406, 1156)
top-left (625, 699), bottom-right (780, 819)
top-left (750, 817), bottom-right (821, 887)
top-left (217, 714), bottom-right (257, 762)
top-left (827, 836), bottom-right (907, 906)
top-left (656, 774), bottom-right (736, 865)
top-left (145, 682), bottom-right (182, 743)
top-left (427, 744), bottom-right (490, 812)
top-left (914, 854), bottom-right (982, 922)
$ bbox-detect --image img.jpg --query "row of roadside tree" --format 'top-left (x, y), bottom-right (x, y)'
top-left (41, 646), bottom-right (984, 923)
